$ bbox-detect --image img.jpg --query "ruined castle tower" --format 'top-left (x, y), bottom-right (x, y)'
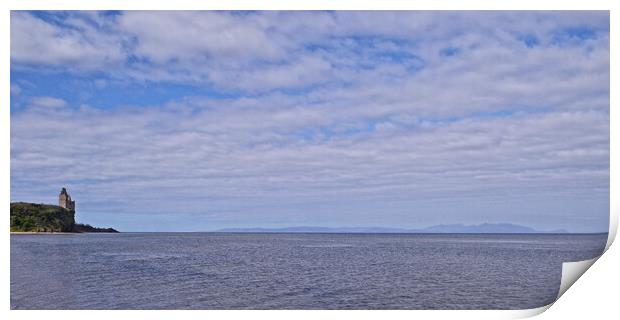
top-left (59, 187), bottom-right (75, 211)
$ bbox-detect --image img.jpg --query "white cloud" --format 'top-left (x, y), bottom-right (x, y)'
top-left (117, 11), bottom-right (286, 64)
top-left (29, 96), bottom-right (67, 108)
top-left (10, 12), bottom-right (126, 70)
top-left (9, 11), bottom-right (610, 231)
top-left (10, 11), bottom-right (611, 94)
top-left (10, 93), bottom-right (609, 231)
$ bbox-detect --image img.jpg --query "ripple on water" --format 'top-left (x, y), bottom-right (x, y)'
top-left (11, 233), bottom-right (607, 309)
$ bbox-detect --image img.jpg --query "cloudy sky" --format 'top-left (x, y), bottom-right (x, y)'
top-left (10, 11), bottom-right (609, 232)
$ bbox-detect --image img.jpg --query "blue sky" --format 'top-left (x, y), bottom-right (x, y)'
top-left (10, 11), bottom-right (610, 232)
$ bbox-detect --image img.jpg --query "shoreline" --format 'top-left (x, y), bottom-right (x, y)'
top-left (10, 232), bottom-right (79, 235)
top-left (28, 231), bottom-right (604, 235)
top-left (10, 231), bottom-right (607, 235)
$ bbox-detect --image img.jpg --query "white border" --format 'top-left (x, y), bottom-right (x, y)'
top-left (2, 1), bottom-right (617, 319)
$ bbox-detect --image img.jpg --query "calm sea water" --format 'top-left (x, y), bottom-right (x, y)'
top-left (11, 233), bottom-right (607, 310)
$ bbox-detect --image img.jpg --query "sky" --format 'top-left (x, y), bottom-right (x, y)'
top-left (10, 11), bottom-right (610, 232)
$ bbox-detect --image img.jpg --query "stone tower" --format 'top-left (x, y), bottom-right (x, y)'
top-left (59, 187), bottom-right (75, 211)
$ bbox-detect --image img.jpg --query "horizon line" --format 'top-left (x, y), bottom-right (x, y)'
top-left (92, 230), bottom-right (610, 234)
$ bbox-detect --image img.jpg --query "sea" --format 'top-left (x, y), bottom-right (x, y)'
top-left (10, 232), bottom-right (607, 310)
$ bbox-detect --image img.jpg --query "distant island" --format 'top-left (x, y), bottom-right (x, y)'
top-left (217, 223), bottom-right (569, 234)
top-left (10, 188), bottom-right (118, 233)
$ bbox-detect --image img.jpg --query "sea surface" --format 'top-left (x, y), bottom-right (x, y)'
top-left (10, 233), bottom-right (607, 310)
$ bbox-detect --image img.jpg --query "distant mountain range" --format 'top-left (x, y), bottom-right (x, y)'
top-left (217, 223), bottom-right (568, 234)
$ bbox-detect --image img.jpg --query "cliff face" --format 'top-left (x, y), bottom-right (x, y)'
top-left (10, 202), bottom-right (119, 233)
top-left (10, 202), bottom-right (75, 232)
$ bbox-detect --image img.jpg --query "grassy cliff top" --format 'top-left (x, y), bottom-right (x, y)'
top-left (10, 202), bottom-right (75, 232)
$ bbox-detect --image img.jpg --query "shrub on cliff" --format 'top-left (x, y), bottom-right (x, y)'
top-left (10, 202), bottom-right (75, 232)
